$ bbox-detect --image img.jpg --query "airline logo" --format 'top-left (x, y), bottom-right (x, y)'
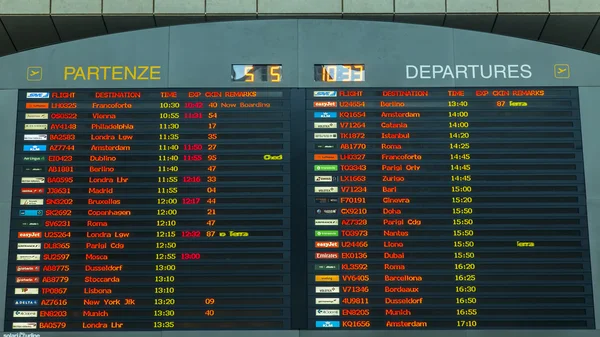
top-left (26, 92), bottom-right (49, 99)
top-left (13, 310), bottom-right (38, 317)
top-left (16, 254), bottom-right (40, 261)
top-left (316, 309), bottom-right (340, 316)
top-left (20, 199), bottom-right (44, 206)
top-left (23, 155), bottom-right (46, 162)
top-left (20, 221), bottom-right (41, 227)
top-left (25, 113), bottom-right (48, 120)
top-left (314, 122), bottom-right (337, 129)
top-left (14, 288), bottom-right (39, 295)
top-left (314, 91), bottom-right (337, 97)
top-left (315, 230), bottom-right (338, 237)
top-left (19, 210), bottom-right (43, 216)
top-left (314, 165), bottom-right (338, 172)
top-left (24, 134), bottom-right (47, 141)
top-left (16, 276), bottom-right (40, 283)
top-left (315, 252), bottom-right (339, 259)
top-left (18, 232), bottom-right (42, 239)
top-left (314, 101), bottom-right (337, 108)
top-left (12, 322), bottom-right (37, 329)
top-left (316, 208), bottom-right (338, 215)
top-left (315, 321), bottom-right (340, 328)
top-left (314, 133), bottom-right (338, 139)
top-left (21, 188), bottom-right (45, 194)
top-left (315, 286), bottom-right (340, 293)
top-left (16, 265), bottom-right (40, 272)
top-left (24, 124), bottom-right (48, 130)
top-left (23, 145), bottom-right (46, 151)
top-left (314, 197), bottom-right (338, 204)
top-left (314, 154), bottom-right (338, 160)
top-left (14, 299), bottom-right (38, 305)
top-left (316, 298), bottom-right (340, 305)
top-left (315, 241), bottom-right (339, 248)
top-left (315, 144), bottom-right (337, 149)
top-left (314, 112), bottom-right (337, 118)
top-left (315, 264), bottom-right (340, 271)
top-left (315, 219), bottom-right (339, 226)
top-left (315, 186), bottom-right (338, 193)
top-left (17, 243), bottom-right (41, 250)
top-left (21, 177), bottom-right (45, 184)
top-left (316, 275), bottom-right (340, 282)
top-left (23, 167), bottom-right (44, 173)
top-left (25, 102), bottom-right (48, 109)
top-left (314, 176), bottom-right (335, 182)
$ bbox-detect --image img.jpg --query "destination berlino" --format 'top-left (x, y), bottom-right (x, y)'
top-left (405, 64), bottom-right (532, 79)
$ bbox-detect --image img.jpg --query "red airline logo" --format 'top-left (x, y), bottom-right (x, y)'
top-left (315, 252), bottom-right (339, 259)
top-left (16, 276), bottom-right (39, 283)
top-left (16, 265), bottom-right (40, 272)
top-left (21, 188), bottom-right (44, 194)
top-left (313, 101), bottom-right (337, 108)
top-left (315, 241), bottom-right (339, 248)
top-left (18, 232), bottom-right (42, 239)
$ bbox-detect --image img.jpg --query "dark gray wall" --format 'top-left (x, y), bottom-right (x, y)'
top-left (0, 19), bottom-right (598, 337)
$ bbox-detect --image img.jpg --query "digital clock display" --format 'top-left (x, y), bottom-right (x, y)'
top-left (231, 64), bottom-right (282, 82)
top-left (314, 64), bottom-right (365, 82)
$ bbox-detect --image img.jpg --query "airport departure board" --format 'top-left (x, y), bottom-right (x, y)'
top-left (5, 87), bottom-right (594, 331)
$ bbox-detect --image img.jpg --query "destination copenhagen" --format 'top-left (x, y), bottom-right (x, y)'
top-left (7, 89), bottom-right (293, 331)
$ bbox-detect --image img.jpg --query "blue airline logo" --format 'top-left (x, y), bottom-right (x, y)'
top-left (23, 145), bottom-right (46, 152)
top-left (26, 92), bottom-right (49, 99)
top-left (19, 210), bottom-right (43, 216)
top-left (315, 321), bottom-right (340, 328)
top-left (314, 91), bottom-right (337, 97)
top-left (314, 112), bottom-right (337, 118)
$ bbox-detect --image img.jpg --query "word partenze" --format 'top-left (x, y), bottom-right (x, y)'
top-left (64, 66), bottom-right (161, 81)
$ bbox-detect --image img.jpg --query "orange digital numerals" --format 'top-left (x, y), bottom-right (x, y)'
top-left (342, 321), bottom-right (371, 328)
top-left (341, 241), bottom-right (368, 248)
top-left (342, 263), bottom-right (369, 270)
top-left (340, 197), bottom-right (366, 203)
top-left (340, 144), bottom-right (367, 150)
top-left (341, 219), bottom-right (368, 226)
top-left (341, 252), bottom-right (368, 259)
top-left (340, 133), bottom-right (365, 139)
top-left (340, 165), bottom-right (367, 171)
top-left (341, 230), bottom-right (368, 237)
top-left (339, 112), bottom-right (366, 118)
top-left (340, 122), bottom-right (366, 128)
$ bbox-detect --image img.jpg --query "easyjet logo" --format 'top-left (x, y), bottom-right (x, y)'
top-left (18, 232), bottom-right (42, 239)
top-left (313, 101), bottom-right (337, 108)
top-left (315, 241), bottom-right (339, 248)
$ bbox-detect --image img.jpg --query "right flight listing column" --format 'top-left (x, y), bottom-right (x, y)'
top-left (306, 87), bottom-right (594, 329)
